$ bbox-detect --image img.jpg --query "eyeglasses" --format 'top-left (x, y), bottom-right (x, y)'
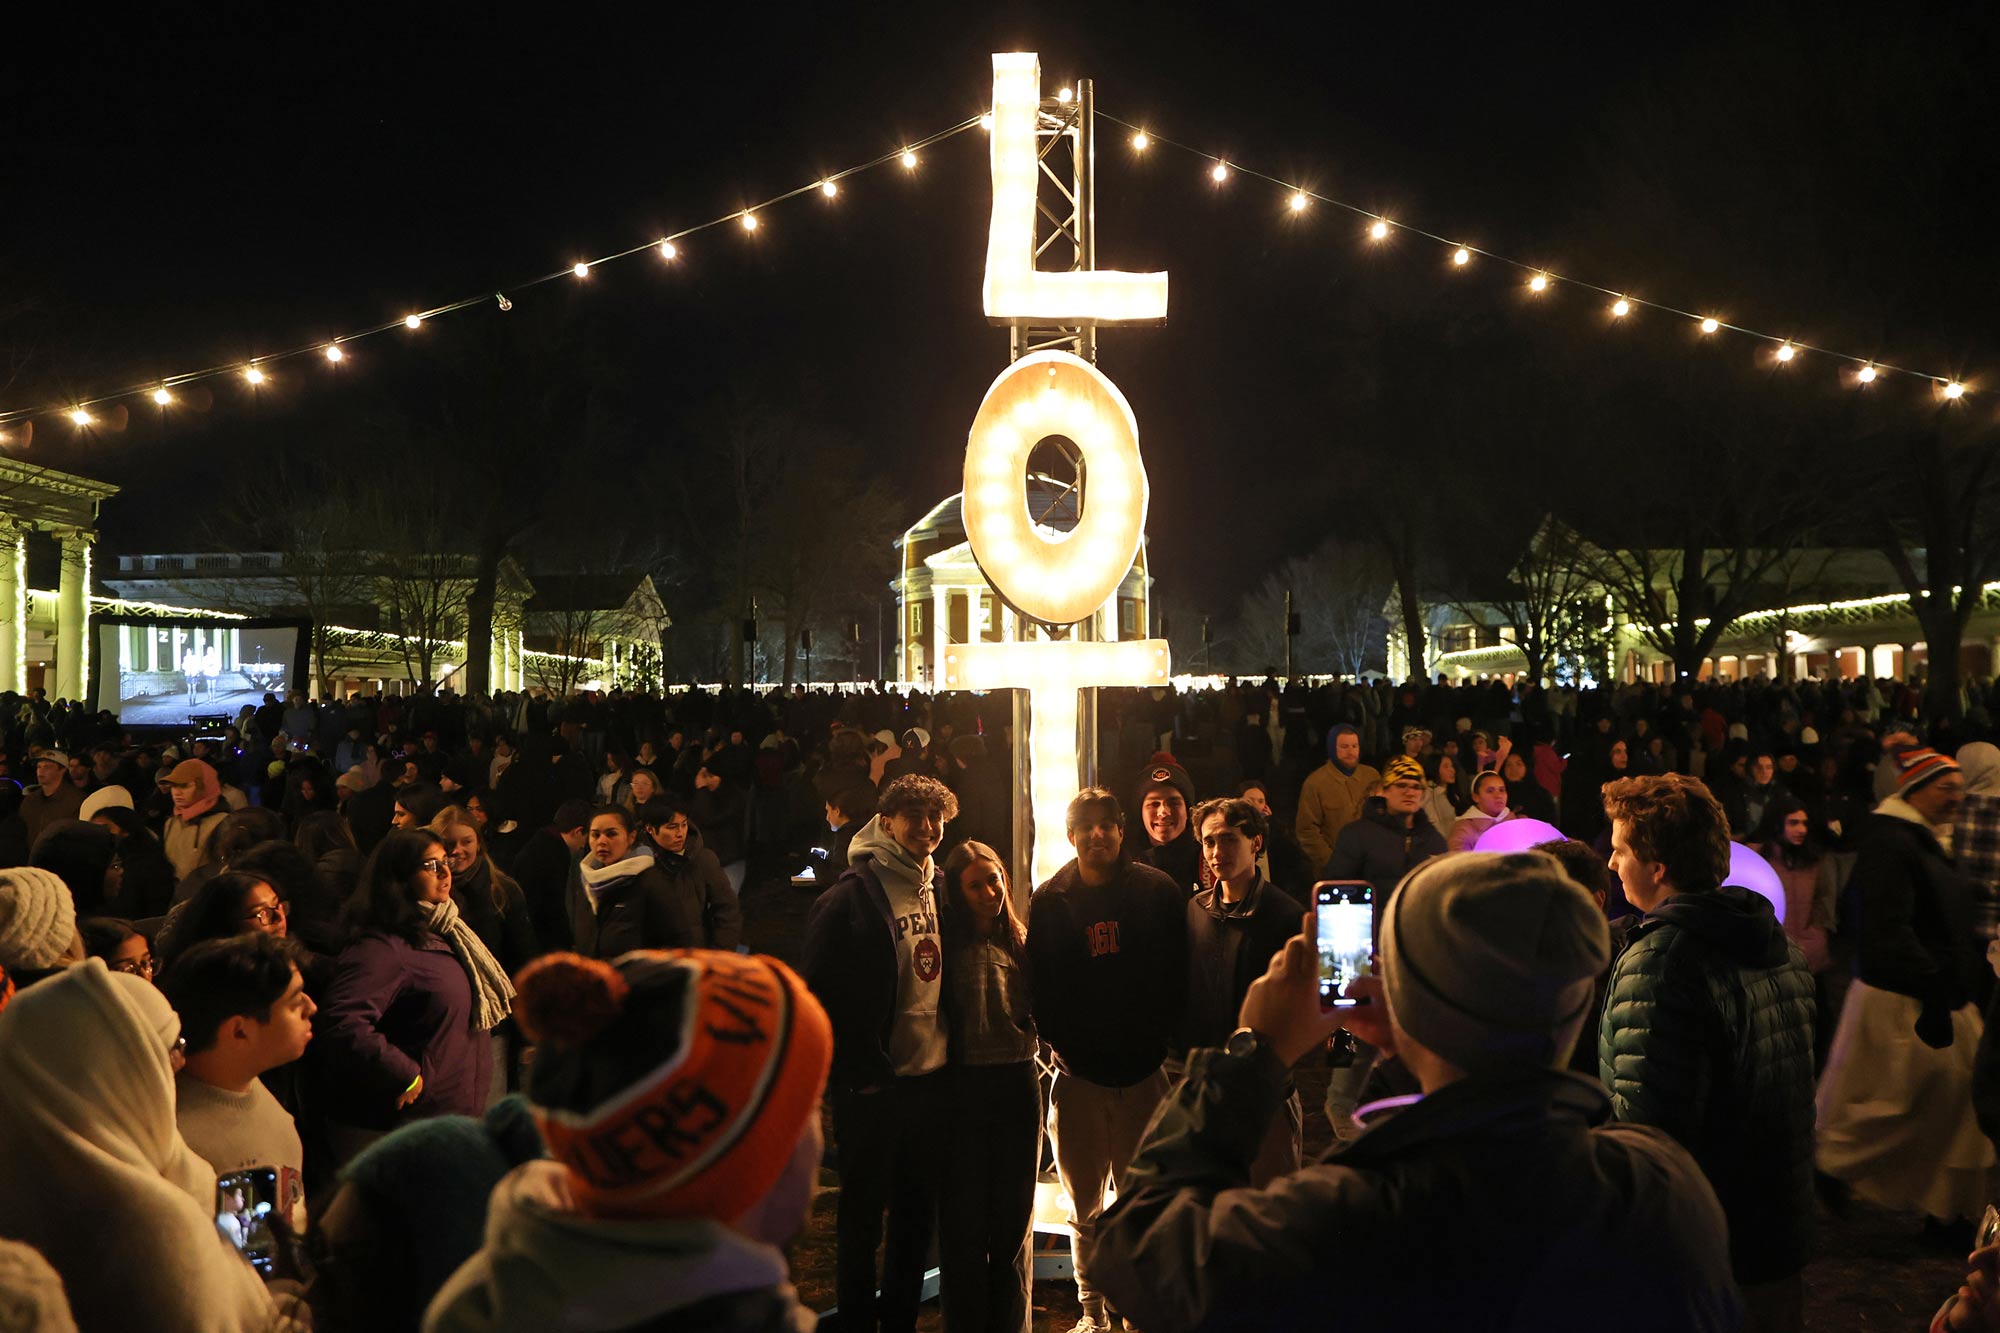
top-left (240, 902), bottom-right (289, 928)
top-left (111, 953), bottom-right (156, 977)
top-left (418, 857), bottom-right (453, 877)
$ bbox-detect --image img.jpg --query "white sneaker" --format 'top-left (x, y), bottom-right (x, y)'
top-left (1063, 1318), bottom-right (1110, 1333)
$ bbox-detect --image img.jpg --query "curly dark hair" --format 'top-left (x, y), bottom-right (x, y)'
top-left (877, 773), bottom-right (959, 824)
top-left (1601, 774), bottom-right (1730, 892)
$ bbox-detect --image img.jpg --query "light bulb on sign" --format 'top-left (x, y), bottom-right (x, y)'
top-left (983, 55), bottom-right (1167, 325)
top-left (1700, 317), bottom-right (1720, 333)
top-left (1369, 218), bottom-right (1390, 240)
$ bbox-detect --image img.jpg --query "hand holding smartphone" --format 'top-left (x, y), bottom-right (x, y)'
top-left (1315, 881), bottom-right (1375, 1009)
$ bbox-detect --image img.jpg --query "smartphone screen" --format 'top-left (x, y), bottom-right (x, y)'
top-left (1315, 881), bottom-right (1375, 1008)
top-left (216, 1168), bottom-right (280, 1276)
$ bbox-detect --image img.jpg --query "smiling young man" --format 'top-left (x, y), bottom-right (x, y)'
top-left (803, 773), bottom-right (959, 1333)
top-left (1323, 755), bottom-right (1447, 897)
top-left (1134, 752), bottom-right (1201, 892)
top-left (161, 932), bottom-right (317, 1231)
top-left (1027, 787), bottom-right (1189, 1333)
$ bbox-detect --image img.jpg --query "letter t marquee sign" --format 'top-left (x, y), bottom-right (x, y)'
top-left (947, 53), bottom-right (1173, 889)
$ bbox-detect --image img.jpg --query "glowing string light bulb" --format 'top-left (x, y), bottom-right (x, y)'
top-left (1369, 218), bottom-right (1390, 240)
top-left (979, 112), bottom-right (993, 130)
top-left (1211, 161), bottom-right (1229, 183)
top-left (404, 314), bottom-right (423, 329)
top-left (1529, 272), bottom-right (1549, 292)
top-left (1289, 192), bottom-right (1309, 213)
top-left (1611, 298), bottom-right (1631, 317)
top-left (152, 387), bottom-right (171, 405)
top-left (70, 408), bottom-right (92, 427)
top-left (244, 365), bottom-right (265, 385)
top-left (572, 262), bottom-right (590, 278)
top-left (1775, 342), bottom-right (1796, 363)
top-left (1700, 317), bottom-right (1720, 334)
top-left (324, 344), bottom-right (344, 362)
top-left (1452, 247), bottom-right (1471, 266)
top-left (900, 149), bottom-right (918, 169)
top-left (1131, 130), bottom-right (1150, 150)
top-left (1056, 86), bottom-right (1072, 104)
top-left (1857, 363), bottom-right (1877, 383)
top-left (820, 179), bottom-right (838, 198)
top-left (1944, 379), bottom-right (1966, 399)
top-left (658, 240), bottom-right (678, 261)
top-left (740, 211), bottom-right (759, 232)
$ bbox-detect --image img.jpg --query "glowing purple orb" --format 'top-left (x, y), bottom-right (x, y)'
top-left (1727, 842), bottom-right (1787, 925)
top-left (1472, 817), bottom-right (1567, 854)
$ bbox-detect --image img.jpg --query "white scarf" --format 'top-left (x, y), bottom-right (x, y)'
top-left (420, 897), bottom-right (517, 1032)
top-left (580, 845), bottom-right (656, 911)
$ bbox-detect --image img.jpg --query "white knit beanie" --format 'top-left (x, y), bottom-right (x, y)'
top-left (0, 868), bottom-right (78, 971)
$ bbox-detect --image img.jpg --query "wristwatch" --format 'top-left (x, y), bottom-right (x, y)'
top-left (1224, 1026), bottom-right (1266, 1059)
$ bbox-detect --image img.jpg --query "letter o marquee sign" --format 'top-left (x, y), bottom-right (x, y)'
top-left (962, 350), bottom-right (1150, 627)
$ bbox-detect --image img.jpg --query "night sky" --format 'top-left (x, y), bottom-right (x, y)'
top-left (4, 3), bottom-right (1994, 616)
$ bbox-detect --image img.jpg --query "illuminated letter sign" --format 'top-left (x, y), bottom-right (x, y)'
top-left (956, 54), bottom-right (1172, 887)
top-left (984, 53), bottom-right (1169, 325)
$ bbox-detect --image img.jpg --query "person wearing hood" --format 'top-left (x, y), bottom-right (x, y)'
top-left (630, 795), bottom-right (742, 950)
top-left (162, 758), bottom-right (231, 881)
top-left (0, 958), bottom-right (311, 1333)
top-left (1134, 751), bottom-right (1201, 893)
top-left (1447, 770), bottom-right (1516, 853)
top-left (1820, 746), bottom-right (1993, 1243)
top-left (423, 949), bottom-right (832, 1333)
top-left (566, 805), bottom-right (659, 961)
top-left (802, 773), bottom-right (958, 1333)
top-left (1294, 725), bottom-right (1380, 871)
top-left (1599, 772), bottom-right (1817, 1330)
top-left (1322, 756), bottom-right (1447, 902)
top-left (1183, 797), bottom-right (1305, 1185)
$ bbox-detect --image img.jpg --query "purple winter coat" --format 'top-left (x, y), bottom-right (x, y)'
top-left (318, 929), bottom-right (490, 1130)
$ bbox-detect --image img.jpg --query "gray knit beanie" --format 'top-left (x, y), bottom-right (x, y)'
top-left (0, 1237), bottom-right (76, 1331)
top-left (1380, 851), bottom-right (1610, 1075)
top-left (0, 867), bottom-right (77, 972)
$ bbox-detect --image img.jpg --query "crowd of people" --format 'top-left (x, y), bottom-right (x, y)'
top-left (0, 666), bottom-right (1998, 1331)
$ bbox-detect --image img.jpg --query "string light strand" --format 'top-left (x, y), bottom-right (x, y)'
top-left (5, 115), bottom-right (986, 428)
top-left (1098, 110), bottom-right (1969, 398)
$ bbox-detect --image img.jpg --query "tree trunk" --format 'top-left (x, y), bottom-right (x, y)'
top-left (1392, 556), bottom-right (1426, 683)
top-left (1918, 601), bottom-right (1967, 722)
top-left (463, 551), bottom-right (501, 698)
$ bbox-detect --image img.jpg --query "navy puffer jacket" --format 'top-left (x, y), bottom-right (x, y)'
top-left (1599, 885), bottom-right (1817, 1282)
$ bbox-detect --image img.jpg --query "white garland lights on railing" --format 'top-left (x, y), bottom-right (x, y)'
top-left (1100, 111), bottom-right (1976, 404)
top-left (3, 115), bottom-right (985, 433)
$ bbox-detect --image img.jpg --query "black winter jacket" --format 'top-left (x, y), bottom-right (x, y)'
top-left (801, 858), bottom-right (903, 1091)
top-left (1094, 1054), bottom-right (1741, 1333)
top-left (1181, 878), bottom-right (1304, 1053)
top-left (566, 830), bottom-right (742, 959)
top-left (1599, 885), bottom-right (1817, 1282)
top-left (1320, 801), bottom-right (1447, 903)
top-left (1845, 809), bottom-right (1979, 1009)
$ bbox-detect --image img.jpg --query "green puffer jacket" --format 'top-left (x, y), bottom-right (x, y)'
top-left (1599, 884), bottom-right (1817, 1283)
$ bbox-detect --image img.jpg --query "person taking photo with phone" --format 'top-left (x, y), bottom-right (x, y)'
top-left (1090, 851), bottom-right (1742, 1332)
